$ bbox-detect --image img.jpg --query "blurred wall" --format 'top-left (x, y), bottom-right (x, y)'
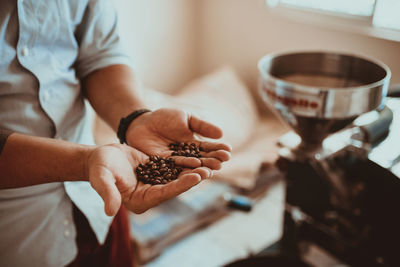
top-left (114, 0), bottom-right (199, 93)
top-left (114, 0), bottom-right (400, 98)
top-left (198, 0), bottom-right (400, 94)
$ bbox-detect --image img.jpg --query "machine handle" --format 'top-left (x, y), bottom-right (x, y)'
top-left (359, 106), bottom-right (393, 146)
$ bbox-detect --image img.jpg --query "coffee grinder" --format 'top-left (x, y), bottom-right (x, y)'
top-left (256, 51), bottom-right (400, 266)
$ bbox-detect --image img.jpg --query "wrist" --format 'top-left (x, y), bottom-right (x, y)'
top-left (81, 145), bottom-right (96, 181)
top-left (117, 109), bottom-right (151, 144)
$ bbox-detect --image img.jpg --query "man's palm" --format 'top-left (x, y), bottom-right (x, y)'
top-left (126, 108), bottom-right (231, 169)
top-left (87, 143), bottom-right (213, 216)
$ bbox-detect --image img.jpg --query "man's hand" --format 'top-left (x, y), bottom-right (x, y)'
top-left (86, 143), bottom-right (213, 216)
top-left (124, 166), bottom-right (211, 214)
top-left (125, 108), bottom-right (231, 170)
top-left (83, 65), bottom-right (230, 169)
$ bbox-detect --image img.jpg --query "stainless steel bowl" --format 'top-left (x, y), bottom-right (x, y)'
top-left (258, 51), bottom-right (391, 146)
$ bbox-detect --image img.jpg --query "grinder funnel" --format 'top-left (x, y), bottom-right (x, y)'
top-left (258, 51), bottom-right (391, 150)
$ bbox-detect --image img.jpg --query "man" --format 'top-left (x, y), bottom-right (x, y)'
top-left (0, 1), bottom-right (231, 266)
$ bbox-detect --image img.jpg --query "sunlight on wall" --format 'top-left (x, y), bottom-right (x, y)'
top-left (113, 0), bottom-right (199, 93)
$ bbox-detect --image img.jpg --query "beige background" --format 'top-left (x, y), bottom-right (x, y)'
top-left (114, 0), bottom-right (400, 101)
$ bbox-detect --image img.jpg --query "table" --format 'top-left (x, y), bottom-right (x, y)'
top-left (143, 181), bottom-right (285, 267)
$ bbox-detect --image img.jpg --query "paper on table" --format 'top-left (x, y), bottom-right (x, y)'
top-left (213, 117), bottom-right (288, 190)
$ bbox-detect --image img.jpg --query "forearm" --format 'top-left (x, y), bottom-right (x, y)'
top-left (0, 133), bottom-right (92, 189)
top-left (83, 64), bottom-right (147, 132)
top-left (0, 129), bottom-right (12, 154)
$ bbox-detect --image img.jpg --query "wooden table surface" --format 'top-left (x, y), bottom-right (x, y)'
top-left (143, 181), bottom-right (285, 267)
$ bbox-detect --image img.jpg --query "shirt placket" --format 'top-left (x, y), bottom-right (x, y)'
top-left (16, 0), bottom-right (56, 137)
top-left (16, 0), bottom-right (36, 76)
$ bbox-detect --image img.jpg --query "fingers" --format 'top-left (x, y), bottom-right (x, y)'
top-left (170, 152), bottom-right (230, 170)
top-left (192, 167), bottom-right (213, 179)
top-left (199, 141), bottom-right (232, 152)
top-left (167, 141), bottom-right (231, 169)
top-left (126, 167), bottom-right (213, 213)
top-left (153, 167), bottom-right (211, 200)
top-left (181, 166), bottom-right (212, 180)
top-left (90, 167), bottom-right (122, 217)
top-left (170, 156), bottom-right (201, 168)
top-left (201, 150), bottom-right (231, 162)
top-left (169, 150), bottom-right (230, 170)
top-left (147, 173), bottom-right (202, 204)
top-left (188, 115), bottom-right (223, 139)
top-left (199, 158), bottom-right (222, 170)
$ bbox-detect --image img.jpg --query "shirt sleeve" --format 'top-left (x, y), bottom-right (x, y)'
top-left (74, 0), bottom-right (133, 79)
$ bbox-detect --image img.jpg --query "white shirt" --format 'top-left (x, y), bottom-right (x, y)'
top-left (0, 0), bottom-right (132, 266)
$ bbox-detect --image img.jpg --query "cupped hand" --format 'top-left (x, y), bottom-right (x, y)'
top-left (125, 108), bottom-right (231, 170)
top-left (124, 166), bottom-right (212, 214)
top-left (86, 143), bottom-right (213, 216)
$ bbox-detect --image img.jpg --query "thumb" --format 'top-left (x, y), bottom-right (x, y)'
top-left (188, 115), bottom-right (223, 139)
top-left (90, 167), bottom-right (122, 216)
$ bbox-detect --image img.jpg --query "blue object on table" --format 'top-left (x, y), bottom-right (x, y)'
top-left (224, 193), bottom-right (253, 212)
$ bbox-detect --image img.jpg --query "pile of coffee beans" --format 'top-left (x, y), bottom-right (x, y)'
top-left (135, 142), bottom-right (204, 185)
top-left (169, 142), bottom-right (203, 158)
top-left (136, 156), bottom-right (182, 185)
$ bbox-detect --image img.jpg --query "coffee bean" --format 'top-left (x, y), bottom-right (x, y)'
top-left (169, 142), bottom-right (203, 158)
top-left (135, 156), bottom-right (184, 185)
top-left (136, 142), bottom-right (204, 185)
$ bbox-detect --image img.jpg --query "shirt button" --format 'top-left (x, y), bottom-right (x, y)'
top-left (64, 230), bottom-right (70, 237)
top-left (21, 46), bottom-right (29, 56)
top-left (63, 219), bottom-right (69, 226)
top-left (43, 90), bottom-right (50, 102)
